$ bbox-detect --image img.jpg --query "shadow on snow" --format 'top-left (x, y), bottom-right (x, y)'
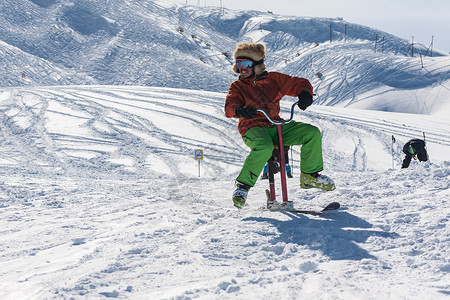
top-left (244, 211), bottom-right (399, 261)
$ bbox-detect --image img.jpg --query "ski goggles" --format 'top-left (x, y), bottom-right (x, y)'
top-left (236, 58), bottom-right (254, 70)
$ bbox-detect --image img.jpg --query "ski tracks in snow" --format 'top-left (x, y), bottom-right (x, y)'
top-left (0, 86), bottom-right (449, 299)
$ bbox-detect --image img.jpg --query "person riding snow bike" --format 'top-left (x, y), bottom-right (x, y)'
top-left (224, 42), bottom-right (335, 208)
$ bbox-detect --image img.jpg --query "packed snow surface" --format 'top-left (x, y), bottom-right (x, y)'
top-left (0, 86), bottom-right (449, 299)
top-left (1, 0), bottom-right (450, 299)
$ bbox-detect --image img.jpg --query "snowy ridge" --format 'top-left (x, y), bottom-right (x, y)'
top-left (1, 0), bottom-right (450, 298)
top-left (0, 86), bottom-right (449, 298)
top-left (1, 0), bottom-right (450, 115)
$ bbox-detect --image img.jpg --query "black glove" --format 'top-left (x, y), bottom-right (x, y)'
top-left (297, 91), bottom-right (313, 110)
top-left (235, 106), bottom-right (257, 119)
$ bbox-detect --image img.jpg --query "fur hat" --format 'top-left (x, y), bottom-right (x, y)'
top-left (232, 42), bottom-right (266, 75)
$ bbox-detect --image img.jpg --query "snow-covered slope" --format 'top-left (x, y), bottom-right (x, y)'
top-left (280, 42), bottom-right (450, 115)
top-left (1, 0), bottom-right (450, 114)
top-left (1, 1), bottom-right (450, 298)
top-left (0, 0), bottom-right (238, 91)
top-left (0, 86), bottom-right (449, 299)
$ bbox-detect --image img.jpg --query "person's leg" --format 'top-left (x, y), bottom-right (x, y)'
top-left (283, 146), bottom-right (293, 177)
top-left (236, 126), bottom-right (276, 187)
top-left (283, 146), bottom-right (290, 164)
top-left (281, 121), bottom-right (335, 191)
top-left (281, 121), bottom-right (323, 174)
top-left (233, 127), bottom-right (277, 208)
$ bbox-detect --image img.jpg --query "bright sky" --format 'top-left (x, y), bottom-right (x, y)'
top-left (167, 0), bottom-right (450, 53)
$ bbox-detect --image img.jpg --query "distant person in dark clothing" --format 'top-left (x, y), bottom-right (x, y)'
top-left (261, 146), bottom-right (293, 179)
top-left (401, 139), bottom-right (428, 168)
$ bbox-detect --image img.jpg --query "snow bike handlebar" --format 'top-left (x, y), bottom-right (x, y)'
top-left (256, 101), bottom-right (299, 125)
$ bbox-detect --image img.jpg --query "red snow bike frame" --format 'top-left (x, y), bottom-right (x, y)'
top-left (257, 101), bottom-right (298, 209)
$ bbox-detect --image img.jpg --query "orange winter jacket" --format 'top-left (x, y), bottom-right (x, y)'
top-left (225, 71), bottom-right (314, 137)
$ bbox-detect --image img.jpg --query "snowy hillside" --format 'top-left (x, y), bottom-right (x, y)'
top-left (1, 0), bottom-right (450, 114)
top-left (0, 86), bottom-right (449, 299)
top-left (1, 0), bottom-right (450, 298)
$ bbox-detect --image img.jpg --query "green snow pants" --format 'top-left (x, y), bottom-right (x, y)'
top-left (236, 121), bottom-right (323, 187)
